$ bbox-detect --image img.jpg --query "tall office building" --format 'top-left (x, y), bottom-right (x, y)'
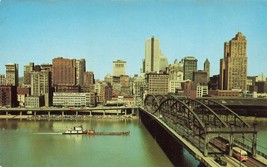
top-left (76, 59), bottom-right (86, 86)
top-left (183, 56), bottom-right (198, 81)
top-left (5, 63), bottom-right (19, 86)
top-left (30, 70), bottom-right (52, 106)
top-left (83, 71), bottom-right (95, 87)
top-left (146, 73), bottom-right (169, 95)
top-left (204, 59), bottom-right (210, 82)
top-left (52, 57), bottom-right (76, 86)
top-left (219, 32), bottom-right (247, 91)
top-left (143, 37), bottom-right (168, 73)
top-left (113, 60), bottom-right (126, 76)
top-left (23, 62), bottom-right (34, 87)
top-left (52, 57), bottom-right (86, 86)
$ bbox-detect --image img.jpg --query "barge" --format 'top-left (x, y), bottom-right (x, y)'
top-left (86, 130), bottom-right (130, 135)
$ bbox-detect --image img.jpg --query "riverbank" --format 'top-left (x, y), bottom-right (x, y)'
top-left (0, 114), bottom-right (138, 121)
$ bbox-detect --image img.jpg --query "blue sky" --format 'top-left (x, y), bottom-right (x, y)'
top-left (0, 0), bottom-right (266, 79)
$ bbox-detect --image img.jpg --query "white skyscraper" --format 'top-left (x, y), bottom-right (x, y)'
top-left (143, 37), bottom-right (168, 73)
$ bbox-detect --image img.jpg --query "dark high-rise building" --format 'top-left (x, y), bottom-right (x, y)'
top-left (219, 32), bottom-right (247, 91)
top-left (183, 56), bottom-right (198, 81)
top-left (193, 70), bottom-right (208, 85)
top-left (0, 85), bottom-right (17, 107)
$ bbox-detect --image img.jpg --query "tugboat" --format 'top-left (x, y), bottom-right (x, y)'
top-left (62, 125), bottom-right (86, 134)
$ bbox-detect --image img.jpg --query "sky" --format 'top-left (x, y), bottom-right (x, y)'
top-left (0, 0), bottom-right (266, 80)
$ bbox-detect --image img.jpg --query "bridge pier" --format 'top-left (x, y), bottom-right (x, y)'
top-left (62, 111), bottom-right (64, 117)
top-left (6, 111), bottom-right (8, 115)
top-left (48, 111), bottom-right (50, 117)
top-left (34, 111), bottom-right (36, 117)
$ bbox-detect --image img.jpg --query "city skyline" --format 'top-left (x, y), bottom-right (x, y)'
top-left (0, 0), bottom-right (266, 79)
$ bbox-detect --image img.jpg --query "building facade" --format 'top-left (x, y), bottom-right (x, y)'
top-left (143, 37), bottom-right (168, 73)
top-left (76, 59), bottom-right (86, 86)
top-left (183, 56), bottom-right (198, 81)
top-left (5, 63), bottom-right (19, 86)
top-left (219, 32), bottom-right (247, 91)
top-left (52, 57), bottom-right (76, 86)
top-left (30, 70), bottom-right (52, 107)
top-left (146, 73), bottom-right (168, 95)
top-left (0, 85), bottom-right (17, 107)
top-left (0, 74), bottom-right (5, 85)
top-left (113, 60), bottom-right (126, 76)
top-left (53, 92), bottom-right (92, 107)
top-left (23, 62), bottom-right (34, 87)
top-left (204, 59), bottom-right (210, 82)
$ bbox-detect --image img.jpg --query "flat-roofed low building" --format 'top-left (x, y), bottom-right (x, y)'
top-left (25, 96), bottom-right (44, 108)
top-left (53, 92), bottom-right (93, 107)
top-left (17, 87), bottom-right (30, 107)
top-left (196, 85), bottom-right (208, 98)
top-left (168, 80), bottom-right (183, 93)
top-left (208, 90), bottom-right (242, 97)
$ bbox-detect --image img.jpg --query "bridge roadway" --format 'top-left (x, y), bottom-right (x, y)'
top-left (0, 106), bottom-right (138, 117)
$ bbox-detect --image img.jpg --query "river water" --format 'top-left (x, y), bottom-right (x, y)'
top-left (0, 118), bottom-right (266, 167)
top-left (0, 118), bottom-right (199, 167)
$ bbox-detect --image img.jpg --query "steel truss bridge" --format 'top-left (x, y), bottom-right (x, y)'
top-left (144, 94), bottom-right (258, 157)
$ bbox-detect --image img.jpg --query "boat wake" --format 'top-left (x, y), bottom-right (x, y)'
top-left (34, 132), bottom-right (62, 135)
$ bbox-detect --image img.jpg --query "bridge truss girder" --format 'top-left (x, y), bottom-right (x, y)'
top-left (144, 94), bottom-right (258, 157)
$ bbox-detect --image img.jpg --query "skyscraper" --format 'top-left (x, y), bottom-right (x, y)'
top-left (30, 70), bottom-right (52, 106)
top-left (5, 63), bottom-right (19, 86)
top-left (143, 37), bottom-right (168, 73)
top-left (204, 59), bottom-right (210, 82)
top-left (113, 60), bottom-right (126, 76)
top-left (76, 59), bottom-right (86, 86)
top-left (183, 56), bottom-right (198, 81)
top-left (23, 62), bottom-right (34, 87)
top-left (219, 32), bottom-right (247, 91)
top-left (52, 57), bottom-right (76, 86)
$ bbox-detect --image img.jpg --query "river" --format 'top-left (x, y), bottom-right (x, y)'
top-left (0, 118), bottom-right (199, 167)
top-left (0, 117), bottom-right (266, 167)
